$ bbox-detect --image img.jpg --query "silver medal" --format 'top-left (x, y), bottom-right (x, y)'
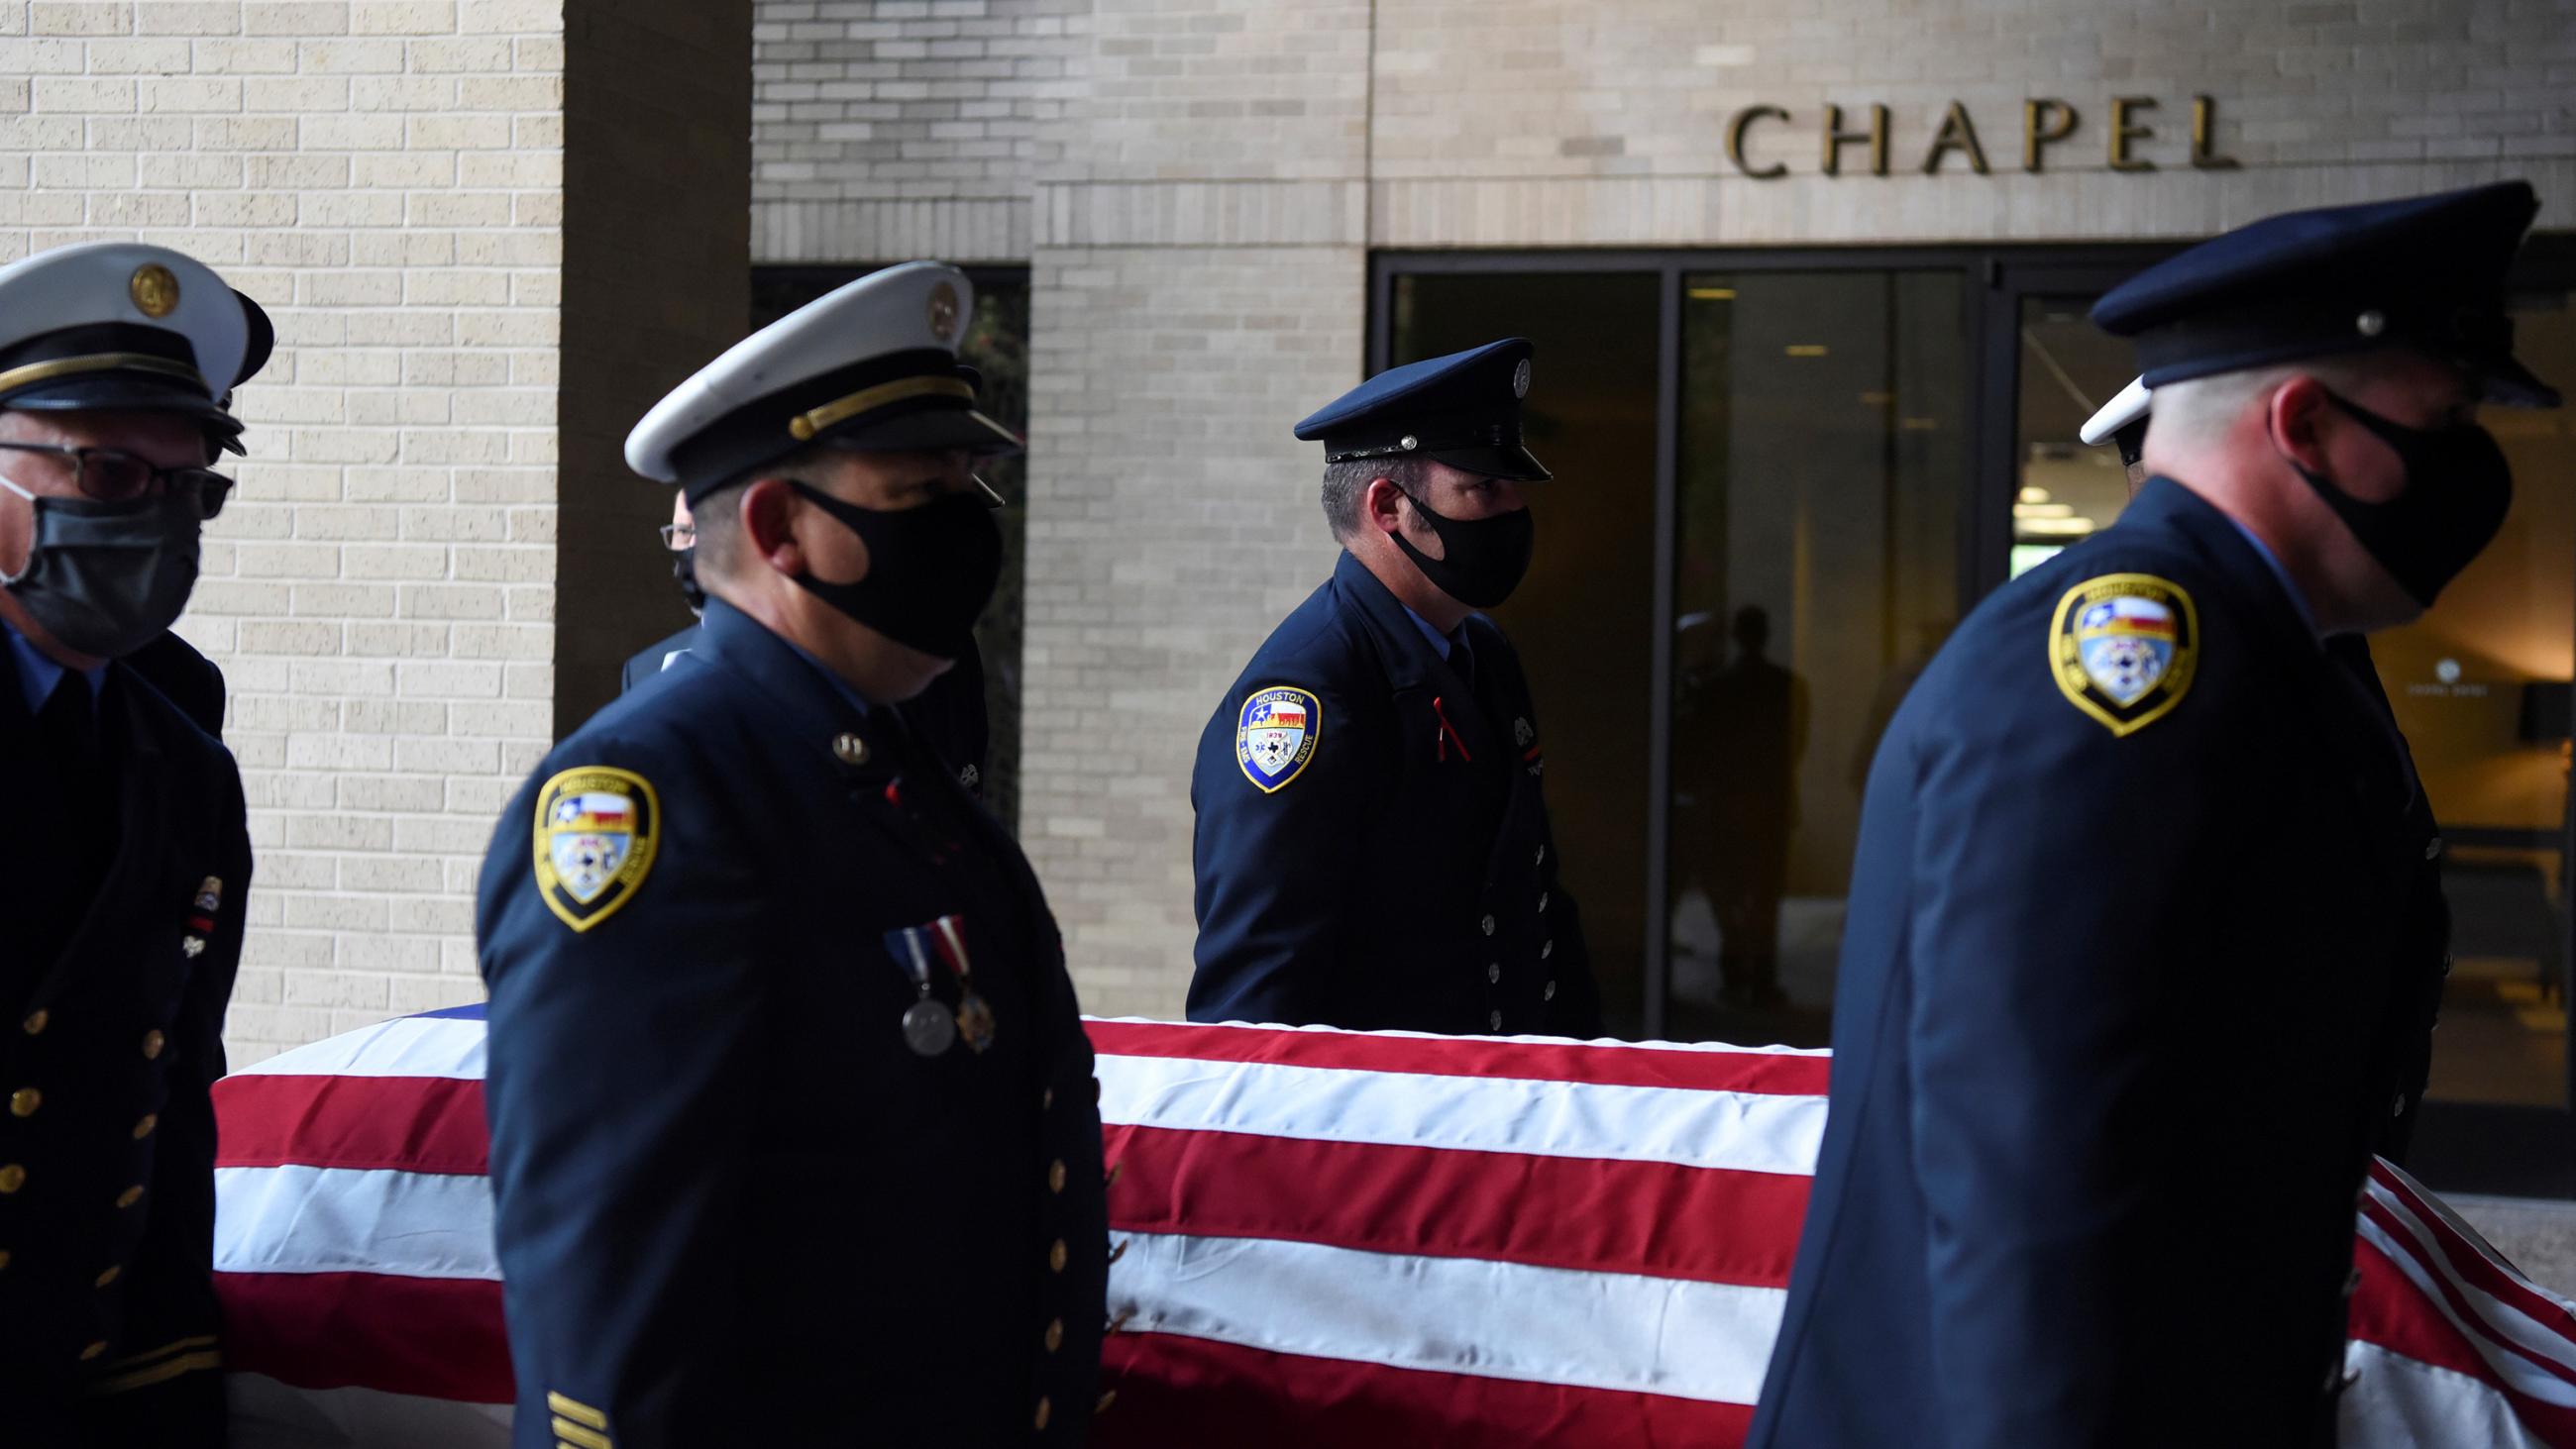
top-left (902, 998), bottom-right (957, 1057)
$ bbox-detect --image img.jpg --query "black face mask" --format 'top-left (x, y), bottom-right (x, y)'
top-left (671, 546), bottom-right (705, 616)
top-left (0, 482), bottom-right (203, 659)
top-left (786, 482), bottom-right (1001, 660)
top-left (1390, 489), bottom-right (1535, 610)
top-left (2289, 392), bottom-right (2514, 610)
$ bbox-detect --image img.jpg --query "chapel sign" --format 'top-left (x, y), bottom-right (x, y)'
top-left (1724, 95), bottom-right (2239, 177)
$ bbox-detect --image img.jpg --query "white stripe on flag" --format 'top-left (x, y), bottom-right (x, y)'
top-left (228, 1372), bottom-right (512, 1449)
top-left (1109, 1230), bottom-right (1786, 1405)
top-left (232, 1014), bottom-right (487, 1082)
top-left (2337, 1340), bottom-right (2548, 1449)
top-left (215, 1167), bottom-right (496, 1281)
top-left (1096, 1051), bottom-right (1827, 1176)
top-left (2354, 1207), bottom-right (2576, 1408)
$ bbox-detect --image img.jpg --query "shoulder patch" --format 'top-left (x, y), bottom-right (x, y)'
top-left (1235, 685), bottom-right (1320, 793)
top-left (531, 767), bottom-right (661, 932)
top-left (2049, 572), bottom-right (2200, 736)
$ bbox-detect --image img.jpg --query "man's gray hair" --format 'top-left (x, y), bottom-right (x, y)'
top-left (1321, 456), bottom-right (1433, 541)
top-left (2146, 355), bottom-right (2389, 454)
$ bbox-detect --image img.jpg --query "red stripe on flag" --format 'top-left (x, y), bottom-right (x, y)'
top-left (217, 1271), bottom-right (513, 1403)
top-left (2369, 1162), bottom-right (2576, 1375)
top-left (1086, 1019), bottom-right (1831, 1097)
top-left (1096, 1331), bottom-right (1750, 1449)
top-left (212, 1075), bottom-right (489, 1176)
top-left (2359, 1193), bottom-right (2576, 1396)
top-left (2347, 1234), bottom-right (2576, 1445)
top-left (1104, 1124), bottom-right (1810, 1289)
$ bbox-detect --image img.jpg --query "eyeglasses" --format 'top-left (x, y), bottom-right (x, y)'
top-left (0, 442), bottom-right (233, 520)
top-left (657, 524), bottom-right (697, 551)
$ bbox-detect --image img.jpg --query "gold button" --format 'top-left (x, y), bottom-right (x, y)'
top-left (1097, 1390), bottom-right (1119, 1414)
top-left (1043, 1318), bottom-right (1064, 1353)
top-left (1032, 1397), bottom-right (1051, 1431)
top-left (21, 1010), bottom-right (47, 1036)
top-left (9, 1088), bottom-right (39, 1118)
top-left (80, 1340), bottom-right (107, 1361)
top-left (132, 1114), bottom-right (158, 1141)
top-left (116, 1186), bottom-right (143, 1209)
top-left (0, 1164), bottom-right (24, 1194)
top-left (1041, 1087), bottom-right (1054, 1111)
top-left (1048, 1160), bottom-right (1067, 1193)
top-left (142, 1030), bottom-right (165, 1060)
top-left (95, 1265), bottom-right (120, 1289)
top-left (832, 732), bottom-right (870, 766)
top-left (1048, 1239), bottom-right (1068, 1274)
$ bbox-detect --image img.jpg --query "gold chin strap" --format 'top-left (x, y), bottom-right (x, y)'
top-left (786, 374), bottom-right (974, 442)
top-left (0, 352), bottom-right (209, 398)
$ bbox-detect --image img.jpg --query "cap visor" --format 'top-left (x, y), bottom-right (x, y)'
top-left (3, 374), bottom-right (227, 420)
top-left (2475, 355), bottom-right (2563, 409)
top-left (1425, 443), bottom-right (1552, 483)
top-left (822, 406), bottom-right (1024, 458)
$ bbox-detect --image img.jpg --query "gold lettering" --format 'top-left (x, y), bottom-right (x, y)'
top-left (1822, 103), bottom-right (1889, 176)
top-left (1921, 100), bottom-right (1989, 175)
top-left (1726, 104), bottom-right (1792, 179)
top-left (2023, 98), bottom-right (2078, 171)
top-left (2191, 94), bottom-right (2240, 169)
top-left (2109, 95), bottom-right (2158, 171)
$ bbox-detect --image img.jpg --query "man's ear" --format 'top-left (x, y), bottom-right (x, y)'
top-left (2265, 373), bottom-right (2332, 476)
top-left (739, 476), bottom-right (803, 574)
top-left (1361, 475), bottom-right (1406, 536)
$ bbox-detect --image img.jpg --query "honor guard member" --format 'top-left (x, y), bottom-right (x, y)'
top-left (1749, 181), bottom-right (2559, 1449)
top-left (2086, 375), bottom-right (2455, 1164)
top-left (0, 243), bottom-right (268, 1444)
top-left (478, 262), bottom-right (1110, 1449)
top-left (1188, 340), bottom-right (1603, 1036)
top-left (621, 415), bottom-right (1001, 799)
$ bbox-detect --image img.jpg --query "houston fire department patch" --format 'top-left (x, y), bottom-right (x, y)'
top-left (1236, 685), bottom-right (1320, 793)
top-left (2050, 572), bottom-right (2199, 737)
top-left (532, 766), bottom-right (661, 932)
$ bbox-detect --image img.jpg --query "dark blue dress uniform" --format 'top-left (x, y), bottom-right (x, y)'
top-left (480, 602), bottom-right (1107, 1449)
top-left (482, 261), bottom-right (1103, 1449)
top-left (1, 640), bottom-right (249, 1445)
top-left (1750, 182), bottom-right (2559, 1449)
top-left (1189, 339), bottom-right (1601, 1037)
top-left (0, 241), bottom-right (268, 1445)
top-left (1189, 553), bottom-right (1599, 1035)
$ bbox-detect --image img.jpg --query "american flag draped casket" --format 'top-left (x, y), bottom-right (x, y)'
top-left (211, 1008), bottom-right (2576, 1447)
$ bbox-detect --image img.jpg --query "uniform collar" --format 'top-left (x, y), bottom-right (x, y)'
top-left (691, 598), bottom-right (898, 772)
top-left (1, 616), bottom-right (105, 716)
top-left (2119, 477), bottom-right (2325, 652)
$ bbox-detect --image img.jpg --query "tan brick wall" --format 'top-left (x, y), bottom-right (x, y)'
top-left (0, 0), bottom-right (568, 1063)
top-left (750, 0), bottom-right (1087, 263)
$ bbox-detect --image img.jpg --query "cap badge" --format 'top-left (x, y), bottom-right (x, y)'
top-left (1511, 358), bottom-right (1532, 398)
top-left (1398, 435), bottom-right (1419, 452)
top-left (129, 263), bottom-right (180, 319)
top-left (927, 281), bottom-right (961, 345)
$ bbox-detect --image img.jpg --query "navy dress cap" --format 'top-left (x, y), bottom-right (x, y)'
top-left (0, 242), bottom-right (273, 453)
top-left (627, 260), bottom-right (1022, 501)
top-left (1296, 338), bottom-right (1552, 482)
top-left (2093, 181), bottom-right (2559, 408)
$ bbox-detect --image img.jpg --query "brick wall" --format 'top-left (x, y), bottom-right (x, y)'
top-left (0, 0), bottom-right (567, 1062)
top-left (750, 0), bottom-right (1086, 264)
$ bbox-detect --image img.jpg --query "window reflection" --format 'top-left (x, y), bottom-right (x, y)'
top-left (1667, 271), bottom-right (1970, 1046)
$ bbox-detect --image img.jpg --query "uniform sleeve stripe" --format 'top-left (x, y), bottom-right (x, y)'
top-left (95, 1332), bottom-right (219, 1372)
top-left (547, 1392), bottom-right (610, 1429)
top-left (86, 1348), bottom-right (222, 1396)
top-left (552, 1415), bottom-right (613, 1449)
